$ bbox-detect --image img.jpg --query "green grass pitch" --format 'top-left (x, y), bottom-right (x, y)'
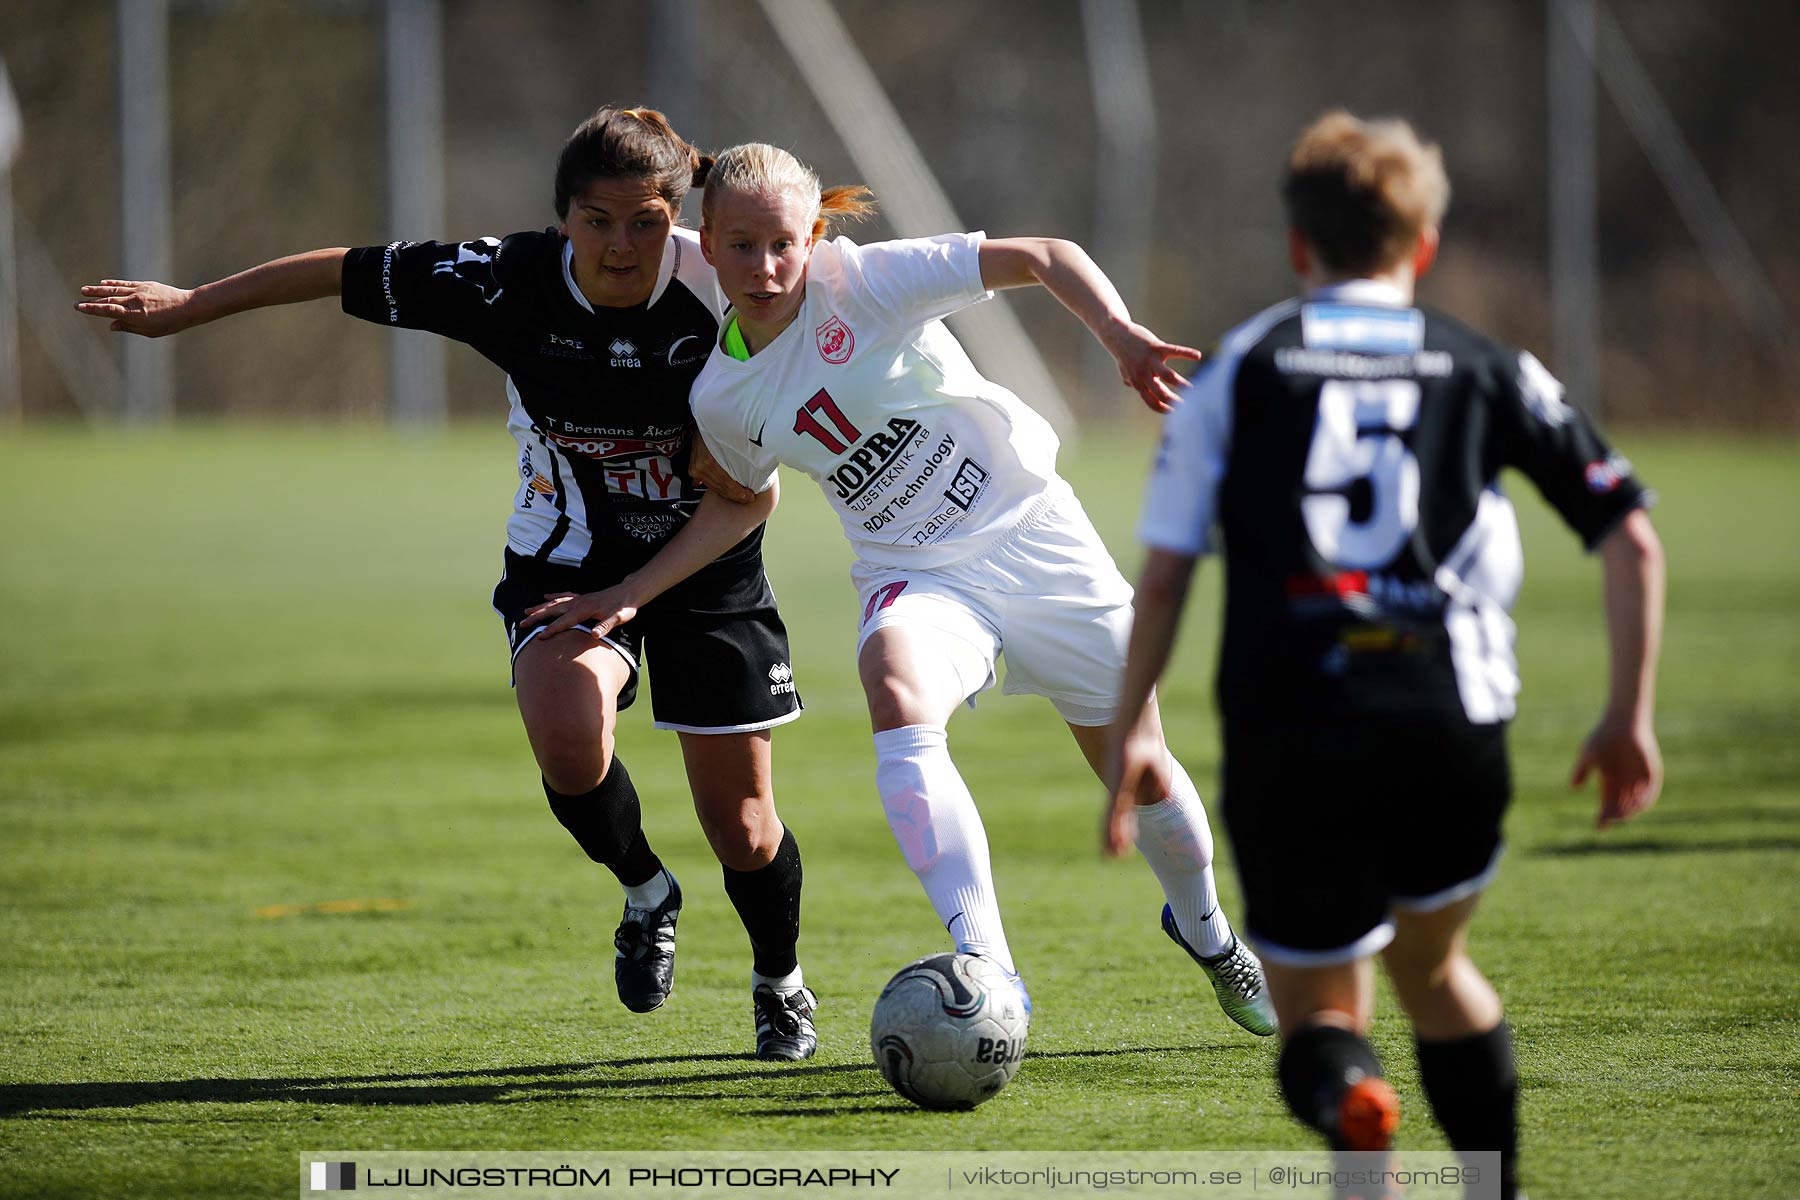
top-left (1, 425), bottom-right (1795, 1198)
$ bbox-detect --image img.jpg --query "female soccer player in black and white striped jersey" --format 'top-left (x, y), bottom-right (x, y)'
top-left (75, 107), bottom-right (821, 1060)
top-left (1111, 112), bottom-right (1665, 1197)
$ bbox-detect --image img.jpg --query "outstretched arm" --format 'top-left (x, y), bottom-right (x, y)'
top-left (1571, 507), bottom-right (1665, 828)
top-left (75, 248), bottom-right (348, 337)
top-left (523, 468), bottom-right (779, 640)
top-left (1103, 548), bottom-right (1199, 856)
top-left (977, 237), bottom-right (1201, 413)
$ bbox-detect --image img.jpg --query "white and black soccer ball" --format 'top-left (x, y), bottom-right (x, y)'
top-left (869, 952), bottom-right (1029, 1110)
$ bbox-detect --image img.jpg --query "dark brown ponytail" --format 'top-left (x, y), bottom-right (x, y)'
top-left (554, 105), bottom-right (707, 217)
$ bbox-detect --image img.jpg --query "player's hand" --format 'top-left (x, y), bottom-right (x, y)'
top-left (1570, 709), bottom-right (1663, 829)
top-left (1101, 320), bottom-right (1202, 414)
top-left (74, 280), bottom-right (198, 337)
top-left (522, 587), bottom-right (641, 640)
top-left (1101, 735), bottom-right (1159, 858)
top-left (687, 430), bottom-right (755, 504)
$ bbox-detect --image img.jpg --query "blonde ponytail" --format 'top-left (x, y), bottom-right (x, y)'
top-left (815, 184), bottom-right (877, 242)
top-left (702, 143), bottom-right (877, 242)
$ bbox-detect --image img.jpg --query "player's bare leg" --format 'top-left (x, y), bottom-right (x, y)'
top-left (515, 633), bottom-right (634, 794)
top-left (1262, 960), bottom-right (1377, 1036)
top-left (859, 625), bottom-right (1020, 983)
top-left (1386, 895), bottom-right (1520, 1197)
top-left (1070, 702), bottom-right (1275, 1035)
top-left (516, 635), bottom-right (678, 1012)
top-left (679, 730), bottom-right (782, 871)
top-left (859, 625), bottom-right (969, 733)
top-left (679, 730), bottom-right (816, 1060)
top-left (1264, 959), bottom-right (1400, 1157)
top-left (1383, 895), bottom-right (1501, 1037)
top-left (1068, 695), bottom-right (1172, 801)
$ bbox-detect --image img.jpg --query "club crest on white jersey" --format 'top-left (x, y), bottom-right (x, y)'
top-left (816, 315), bottom-right (855, 364)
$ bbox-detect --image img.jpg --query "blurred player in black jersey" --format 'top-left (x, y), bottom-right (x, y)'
top-left (1106, 112), bottom-right (1665, 1197)
top-left (75, 107), bottom-right (821, 1060)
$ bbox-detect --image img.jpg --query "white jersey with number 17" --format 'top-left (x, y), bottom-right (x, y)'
top-left (689, 233), bottom-right (1062, 569)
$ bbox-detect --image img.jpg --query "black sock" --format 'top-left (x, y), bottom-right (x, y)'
top-left (1277, 1024), bottom-right (1386, 1148)
top-left (1416, 1022), bottom-right (1519, 1199)
top-left (721, 826), bottom-right (802, 978)
top-left (542, 757), bottom-right (663, 888)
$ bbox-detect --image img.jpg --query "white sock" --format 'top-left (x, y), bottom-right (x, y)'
top-left (622, 867), bottom-right (672, 910)
top-left (873, 724), bottom-right (1016, 976)
top-left (1135, 757), bottom-right (1233, 956)
top-left (752, 966), bottom-right (805, 994)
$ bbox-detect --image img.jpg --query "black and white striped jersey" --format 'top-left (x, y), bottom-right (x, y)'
top-left (342, 226), bottom-right (745, 574)
top-left (1140, 280), bottom-right (1653, 726)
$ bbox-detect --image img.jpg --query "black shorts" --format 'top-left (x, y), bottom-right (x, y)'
top-left (492, 547), bottom-right (803, 734)
top-left (1221, 716), bottom-right (1510, 967)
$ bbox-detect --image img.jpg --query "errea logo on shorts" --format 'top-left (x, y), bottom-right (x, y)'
top-left (609, 338), bottom-right (642, 367)
top-left (768, 662), bottom-right (796, 695)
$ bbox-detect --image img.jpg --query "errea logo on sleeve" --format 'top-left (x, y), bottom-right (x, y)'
top-left (768, 663), bottom-right (796, 694)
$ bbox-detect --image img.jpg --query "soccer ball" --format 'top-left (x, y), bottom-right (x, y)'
top-left (869, 952), bottom-right (1029, 1110)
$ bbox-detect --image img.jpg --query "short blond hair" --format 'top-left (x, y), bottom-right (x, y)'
top-left (700, 142), bottom-right (875, 243)
top-left (1282, 111), bottom-right (1449, 275)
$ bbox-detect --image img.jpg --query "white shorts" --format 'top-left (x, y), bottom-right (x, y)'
top-left (850, 483), bottom-right (1134, 726)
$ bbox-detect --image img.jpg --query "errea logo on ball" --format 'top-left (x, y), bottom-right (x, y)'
top-left (768, 663), bottom-right (795, 695)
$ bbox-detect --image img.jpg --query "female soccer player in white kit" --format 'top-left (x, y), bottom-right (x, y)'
top-left (525, 143), bottom-right (1276, 1034)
